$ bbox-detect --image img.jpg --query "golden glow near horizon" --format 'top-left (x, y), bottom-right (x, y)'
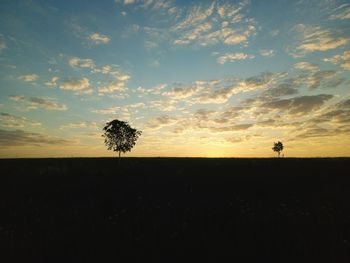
top-left (0, 0), bottom-right (350, 158)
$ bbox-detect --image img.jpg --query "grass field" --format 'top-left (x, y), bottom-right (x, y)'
top-left (1, 158), bottom-right (350, 262)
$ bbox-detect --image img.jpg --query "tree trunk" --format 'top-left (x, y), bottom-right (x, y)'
top-left (278, 151), bottom-right (280, 158)
top-left (118, 151), bottom-right (121, 164)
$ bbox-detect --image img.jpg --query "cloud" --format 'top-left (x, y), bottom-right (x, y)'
top-left (310, 98), bottom-right (350, 125)
top-left (260, 49), bottom-right (275, 57)
top-left (0, 129), bottom-right (71, 147)
top-left (298, 70), bottom-right (337, 89)
top-left (124, 0), bottom-right (135, 4)
top-left (98, 81), bottom-right (126, 95)
top-left (69, 57), bottom-right (95, 69)
top-left (262, 83), bottom-right (298, 98)
top-left (261, 94), bottom-right (333, 115)
top-left (92, 64), bottom-right (130, 81)
top-left (89, 32), bottom-right (111, 44)
top-left (217, 52), bottom-right (254, 64)
top-left (210, 123), bottom-right (253, 132)
top-left (45, 76), bottom-right (59, 87)
top-left (270, 29), bottom-right (279, 37)
top-left (195, 72), bottom-right (278, 104)
top-left (9, 95), bottom-right (68, 111)
top-left (290, 24), bottom-right (348, 56)
top-left (172, 2), bottom-right (215, 31)
top-left (294, 62), bottom-right (320, 72)
top-left (171, 1), bottom-right (256, 47)
top-left (162, 85), bottom-right (201, 99)
top-left (149, 99), bottom-right (176, 112)
top-left (59, 121), bottom-right (98, 130)
top-left (323, 50), bottom-right (350, 70)
top-left (137, 84), bottom-right (167, 95)
top-left (92, 106), bottom-right (120, 114)
top-left (329, 3), bottom-right (350, 20)
top-left (193, 109), bottom-right (216, 122)
top-left (91, 107), bottom-right (130, 120)
top-left (147, 115), bottom-right (178, 129)
top-left (9, 95), bottom-right (25, 102)
top-left (0, 113), bottom-right (41, 128)
top-left (18, 74), bottom-right (39, 82)
top-left (0, 40), bottom-right (6, 50)
top-left (60, 78), bottom-right (93, 94)
top-left (129, 102), bottom-right (146, 109)
top-left (196, 86), bottom-right (235, 104)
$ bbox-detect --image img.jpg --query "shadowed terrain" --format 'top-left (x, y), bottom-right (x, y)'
top-left (1, 158), bottom-right (350, 262)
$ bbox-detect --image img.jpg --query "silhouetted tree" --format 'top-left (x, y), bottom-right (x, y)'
top-left (272, 141), bottom-right (283, 157)
top-left (103, 119), bottom-right (141, 161)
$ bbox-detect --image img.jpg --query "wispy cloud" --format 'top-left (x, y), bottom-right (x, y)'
top-left (9, 95), bottom-right (68, 111)
top-left (260, 49), bottom-right (275, 57)
top-left (92, 64), bottom-right (130, 81)
top-left (0, 129), bottom-right (71, 147)
top-left (69, 57), bottom-right (95, 69)
top-left (0, 40), bottom-right (6, 50)
top-left (89, 32), bottom-right (111, 44)
top-left (290, 24), bottom-right (348, 56)
top-left (123, 0), bottom-right (135, 5)
top-left (92, 107), bottom-right (130, 120)
top-left (217, 52), bottom-right (254, 64)
top-left (59, 121), bottom-right (98, 130)
top-left (0, 113), bottom-right (41, 128)
top-left (171, 1), bottom-right (256, 47)
top-left (60, 78), bottom-right (93, 95)
top-left (45, 76), bottom-right (59, 87)
top-left (18, 74), bottom-right (39, 82)
top-left (162, 85), bottom-right (201, 99)
top-left (329, 3), bottom-right (350, 20)
top-left (98, 81), bottom-right (127, 95)
top-left (147, 115), bottom-right (177, 129)
top-left (323, 50), bottom-right (350, 70)
top-left (261, 94), bottom-right (333, 115)
top-left (92, 106), bottom-right (121, 115)
top-left (294, 61), bottom-right (320, 72)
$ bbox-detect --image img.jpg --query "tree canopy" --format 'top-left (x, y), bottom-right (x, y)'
top-left (272, 141), bottom-right (284, 157)
top-left (103, 119), bottom-right (142, 159)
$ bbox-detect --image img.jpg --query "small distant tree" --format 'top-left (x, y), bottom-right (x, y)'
top-left (272, 141), bottom-right (284, 157)
top-left (103, 119), bottom-right (142, 161)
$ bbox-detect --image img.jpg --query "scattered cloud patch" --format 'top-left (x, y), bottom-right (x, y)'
top-left (89, 32), bottom-right (111, 44)
top-left (9, 95), bottom-right (68, 111)
top-left (45, 76), bottom-right (59, 87)
top-left (147, 115), bottom-right (177, 129)
top-left (18, 74), bottom-right (39, 82)
top-left (69, 57), bottom-right (95, 69)
top-left (329, 3), bottom-right (350, 20)
top-left (162, 85), bottom-right (201, 99)
top-left (0, 113), bottom-right (41, 128)
top-left (217, 52), bottom-right (254, 64)
top-left (0, 129), bottom-right (71, 147)
top-left (98, 81), bottom-right (127, 95)
top-left (323, 50), bottom-right (350, 70)
top-left (0, 40), bottom-right (6, 50)
top-left (294, 62), bottom-right (320, 72)
top-left (260, 49), bottom-right (275, 57)
top-left (290, 24), bottom-right (348, 56)
top-left (59, 121), bottom-right (98, 130)
top-left (171, 1), bottom-right (256, 47)
top-left (60, 78), bottom-right (93, 95)
top-left (261, 94), bottom-right (333, 115)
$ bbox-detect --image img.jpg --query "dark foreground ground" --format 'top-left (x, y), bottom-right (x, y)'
top-left (0, 157), bottom-right (350, 262)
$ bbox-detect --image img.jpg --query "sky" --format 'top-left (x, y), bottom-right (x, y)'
top-left (0, 0), bottom-right (350, 158)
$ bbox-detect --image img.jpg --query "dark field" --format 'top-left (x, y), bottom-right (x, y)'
top-left (1, 158), bottom-right (350, 262)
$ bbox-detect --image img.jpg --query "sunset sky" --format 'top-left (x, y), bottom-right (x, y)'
top-left (0, 0), bottom-right (350, 158)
